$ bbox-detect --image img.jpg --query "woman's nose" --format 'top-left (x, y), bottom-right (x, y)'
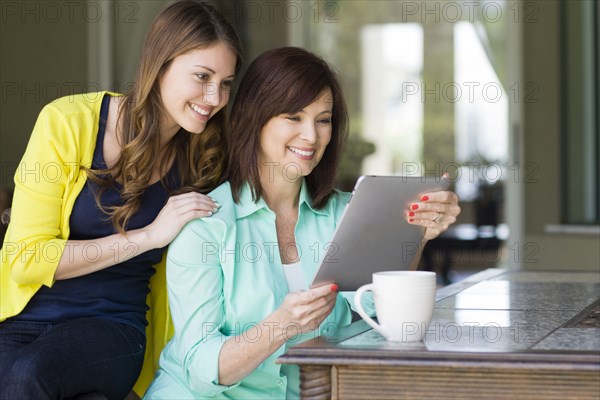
top-left (203, 83), bottom-right (221, 106)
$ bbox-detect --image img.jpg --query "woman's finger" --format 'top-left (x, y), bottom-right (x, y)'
top-left (296, 284), bottom-right (338, 305)
top-left (163, 195), bottom-right (220, 216)
top-left (299, 294), bottom-right (337, 328)
top-left (418, 190), bottom-right (458, 204)
top-left (168, 192), bottom-right (218, 208)
top-left (409, 203), bottom-right (460, 221)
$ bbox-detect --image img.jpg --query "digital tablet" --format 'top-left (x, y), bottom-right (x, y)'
top-left (310, 175), bottom-right (450, 291)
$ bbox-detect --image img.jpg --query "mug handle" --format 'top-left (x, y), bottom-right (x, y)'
top-left (354, 283), bottom-right (387, 339)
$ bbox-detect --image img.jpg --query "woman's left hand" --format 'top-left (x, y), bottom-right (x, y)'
top-left (407, 190), bottom-right (461, 241)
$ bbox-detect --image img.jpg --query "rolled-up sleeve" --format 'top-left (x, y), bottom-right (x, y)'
top-left (166, 218), bottom-right (240, 396)
top-left (342, 291), bottom-right (376, 317)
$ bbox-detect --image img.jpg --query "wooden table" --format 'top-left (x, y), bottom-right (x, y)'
top-left (278, 269), bottom-right (600, 399)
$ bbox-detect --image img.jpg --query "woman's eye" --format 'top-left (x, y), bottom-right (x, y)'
top-left (221, 80), bottom-right (233, 89)
top-left (195, 73), bottom-right (209, 81)
top-left (318, 118), bottom-right (332, 124)
top-left (286, 116), bottom-right (300, 122)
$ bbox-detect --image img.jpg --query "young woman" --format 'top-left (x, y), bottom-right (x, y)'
top-left (144, 47), bottom-right (461, 399)
top-left (0, 1), bottom-right (242, 399)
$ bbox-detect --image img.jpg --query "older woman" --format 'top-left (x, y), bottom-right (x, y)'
top-left (144, 47), bottom-right (460, 399)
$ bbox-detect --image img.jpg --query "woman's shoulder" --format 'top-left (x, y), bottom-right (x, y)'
top-left (314, 188), bottom-right (351, 223)
top-left (207, 182), bottom-right (237, 219)
top-left (40, 91), bottom-right (119, 119)
top-left (23, 92), bottom-right (121, 162)
top-left (207, 181), bottom-right (235, 205)
top-left (331, 188), bottom-right (352, 203)
top-left (324, 188), bottom-right (351, 212)
top-left (178, 182), bottom-right (236, 237)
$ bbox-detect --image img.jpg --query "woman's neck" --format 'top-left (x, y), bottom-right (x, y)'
top-left (259, 172), bottom-right (302, 213)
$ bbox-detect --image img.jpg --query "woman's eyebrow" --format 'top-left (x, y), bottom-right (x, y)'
top-left (193, 65), bottom-right (236, 79)
top-left (193, 65), bottom-right (214, 72)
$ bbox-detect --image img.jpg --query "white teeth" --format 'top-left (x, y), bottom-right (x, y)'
top-left (190, 103), bottom-right (210, 116)
top-left (288, 147), bottom-right (315, 157)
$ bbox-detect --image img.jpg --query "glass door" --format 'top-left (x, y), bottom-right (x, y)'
top-left (290, 0), bottom-right (521, 274)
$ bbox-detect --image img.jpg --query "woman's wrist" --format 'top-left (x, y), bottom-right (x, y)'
top-left (264, 309), bottom-right (293, 348)
top-left (126, 228), bottom-right (156, 254)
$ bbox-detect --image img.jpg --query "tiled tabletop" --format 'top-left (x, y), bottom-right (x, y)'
top-left (338, 269), bottom-right (600, 353)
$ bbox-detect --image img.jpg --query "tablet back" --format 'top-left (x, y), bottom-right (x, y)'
top-left (311, 175), bottom-right (449, 290)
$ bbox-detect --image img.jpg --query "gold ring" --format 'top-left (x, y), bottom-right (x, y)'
top-left (433, 212), bottom-right (443, 224)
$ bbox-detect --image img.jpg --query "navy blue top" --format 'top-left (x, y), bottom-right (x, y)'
top-left (15, 94), bottom-right (179, 333)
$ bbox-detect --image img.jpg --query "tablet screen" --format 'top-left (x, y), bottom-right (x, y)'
top-left (310, 175), bottom-right (449, 290)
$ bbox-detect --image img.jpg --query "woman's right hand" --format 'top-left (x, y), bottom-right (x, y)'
top-left (277, 284), bottom-right (338, 336)
top-left (145, 192), bottom-right (218, 249)
top-left (217, 284), bottom-right (338, 386)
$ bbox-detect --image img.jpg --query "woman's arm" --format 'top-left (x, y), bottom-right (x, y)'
top-left (4, 103), bottom-right (85, 286)
top-left (54, 192), bottom-right (216, 280)
top-left (165, 219), bottom-right (337, 394)
top-left (217, 285), bottom-right (337, 386)
top-left (4, 101), bottom-right (216, 284)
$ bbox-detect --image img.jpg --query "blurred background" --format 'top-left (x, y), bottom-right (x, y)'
top-left (1, 0), bottom-right (598, 282)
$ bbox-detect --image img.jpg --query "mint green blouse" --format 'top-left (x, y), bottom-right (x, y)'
top-left (144, 180), bottom-right (366, 399)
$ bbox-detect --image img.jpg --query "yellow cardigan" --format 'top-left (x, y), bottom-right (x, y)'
top-left (0, 92), bottom-right (172, 395)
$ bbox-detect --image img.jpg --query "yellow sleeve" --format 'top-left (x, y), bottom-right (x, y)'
top-left (2, 103), bottom-right (80, 287)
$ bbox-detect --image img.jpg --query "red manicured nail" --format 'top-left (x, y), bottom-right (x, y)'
top-left (330, 284), bottom-right (339, 292)
top-left (408, 211), bottom-right (415, 217)
top-left (421, 195), bottom-right (429, 201)
top-left (411, 204), bottom-right (419, 210)
top-left (409, 219), bottom-right (414, 223)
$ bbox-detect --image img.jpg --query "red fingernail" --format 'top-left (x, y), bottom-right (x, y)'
top-left (330, 284), bottom-right (338, 292)
top-left (421, 195), bottom-right (429, 201)
top-left (411, 204), bottom-right (419, 210)
top-left (408, 211), bottom-right (415, 217)
top-left (409, 219), bottom-right (414, 222)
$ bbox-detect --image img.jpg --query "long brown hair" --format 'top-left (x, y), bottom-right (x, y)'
top-left (88, 0), bottom-right (242, 233)
top-left (227, 47), bottom-right (348, 209)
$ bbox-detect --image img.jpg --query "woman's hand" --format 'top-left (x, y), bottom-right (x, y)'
top-left (407, 190), bottom-right (461, 241)
top-left (276, 284), bottom-right (338, 336)
top-left (144, 192), bottom-right (218, 249)
top-left (218, 284), bottom-right (338, 386)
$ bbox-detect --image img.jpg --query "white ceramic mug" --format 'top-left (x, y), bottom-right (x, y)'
top-left (354, 271), bottom-right (436, 342)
